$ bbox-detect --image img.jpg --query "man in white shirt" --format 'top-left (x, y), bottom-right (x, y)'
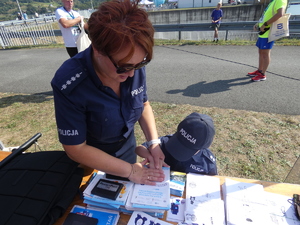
top-left (55, 0), bottom-right (83, 57)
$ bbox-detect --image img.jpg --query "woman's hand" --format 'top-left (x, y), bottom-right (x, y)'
top-left (128, 162), bottom-right (165, 185)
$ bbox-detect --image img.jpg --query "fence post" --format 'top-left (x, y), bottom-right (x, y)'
top-left (0, 35), bottom-right (5, 49)
top-left (225, 30), bottom-right (228, 41)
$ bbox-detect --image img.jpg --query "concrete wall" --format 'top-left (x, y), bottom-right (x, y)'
top-left (148, 5), bottom-right (266, 24)
top-left (178, 0), bottom-right (221, 8)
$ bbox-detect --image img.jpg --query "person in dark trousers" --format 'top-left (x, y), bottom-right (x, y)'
top-left (55, 0), bottom-right (83, 57)
top-left (136, 113), bottom-right (218, 175)
top-left (211, 3), bottom-right (223, 42)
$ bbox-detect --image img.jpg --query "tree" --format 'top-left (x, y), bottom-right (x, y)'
top-left (26, 3), bottom-right (37, 14)
top-left (39, 7), bottom-right (47, 14)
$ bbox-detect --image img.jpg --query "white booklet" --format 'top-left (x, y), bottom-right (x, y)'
top-left (128, 211), bottom-right (172, 225)
top-left (184, 199), bottom-right (225, 225)
top-left (185, 173), bottom-right (222, 208)
top-left (265, 192), bottom-right (300, 225)
top-left (223, 178), bottom-right (272, 224)
top-left (129, 167), bottom-right (170, 209)
top-left (124, 185), bottom-right (166, 213)
top-left (185, 173), bottom-right (225, 224)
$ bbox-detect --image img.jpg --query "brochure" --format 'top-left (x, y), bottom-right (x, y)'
top-left (124, 185), bottom-right (166, 214)
top-left (223, 178), bottom-right (271, 224)
top-left (129, 167), bottom-right (170, 209)
top-left (170, 171), bottom-right (186, 197)
top-left (166, 197), bottom-right (186, 222)
top-left (127, 211), bottom-right (173, 225)
top-left (70, 205), bottom-right (120, 225)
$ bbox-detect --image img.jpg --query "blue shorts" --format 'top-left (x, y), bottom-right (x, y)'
top-left (256, 37), bottom-right (274, 49)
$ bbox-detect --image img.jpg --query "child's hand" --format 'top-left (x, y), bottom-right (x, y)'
top-left (148, 144), bottom-right (168, 169)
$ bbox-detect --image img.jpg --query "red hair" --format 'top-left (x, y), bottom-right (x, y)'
top-left (88, 0), bottom-right (154, 64)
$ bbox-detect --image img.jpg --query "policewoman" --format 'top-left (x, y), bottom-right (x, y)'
top-left (51, 0), bottom-right (165, 185)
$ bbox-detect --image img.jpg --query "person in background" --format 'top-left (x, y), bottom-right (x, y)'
top-left (51, 0), bottom-right (165, 185)
top-left (23, 11), bottom-right (28, 20)
top-left (247, 0), bottom-right (288, 82)
top-left (55, 0), bottom-right (83, 57)
top-left (136, 113), bottom-right (218, 175)
top-left (17, 13), bottom-right (22, 20)
top-left (211, 2), bottom-right (223, 43)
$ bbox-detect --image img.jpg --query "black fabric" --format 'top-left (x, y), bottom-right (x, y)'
top-left (0, 151), bottom-right (83, 225)
top-left (63, 213), bottom-right (98, 225)
top-left (66, 47), bottom-right (78, 58)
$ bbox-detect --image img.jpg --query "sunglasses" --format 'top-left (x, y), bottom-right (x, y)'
top-left (108, 55), bottom-right (150, 74)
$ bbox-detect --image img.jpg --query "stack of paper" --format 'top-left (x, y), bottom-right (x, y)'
top-left (184, 173), bottom-right (226, 224)
top-left (69, 205), bottom-right (120, 225)
top-left (83, 171), bottom-right (134, 211)
top-left (125, 167), bottom-right (171, 216)
top-left (122, 186), bottom-right (165, 218)
top-left (82, 168), bottom-right (170, 218)
top-left (265, 192), bottom-right (300, 225)
top-left (169, 171), bottom-right (186, 197)
top-left (223, 178), bottom-right (272, 224)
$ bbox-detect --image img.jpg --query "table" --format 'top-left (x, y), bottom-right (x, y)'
top-left (1, 151), bottom-right (299, 225)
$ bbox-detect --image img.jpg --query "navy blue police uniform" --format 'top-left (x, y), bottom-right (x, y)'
top-left (142, 135), bottom-right (218, 175)
top-left (51, 46), bottom-right (147, 163)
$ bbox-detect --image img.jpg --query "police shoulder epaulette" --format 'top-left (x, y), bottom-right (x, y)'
top-left (58, 67), bottom-right (88, 95)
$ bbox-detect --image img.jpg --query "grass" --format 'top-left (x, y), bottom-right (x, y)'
top-left (2, 38), bottom-right (300, 51)
top-left (154, 38), bottom-right (300, 46)
top-left (0, 93), bottom-right (299, 183)
top-left (1, 38), bottom-right (299, 183)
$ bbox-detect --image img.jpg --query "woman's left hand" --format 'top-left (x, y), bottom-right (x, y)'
top-left (128, 162), bottom-right (165, 185)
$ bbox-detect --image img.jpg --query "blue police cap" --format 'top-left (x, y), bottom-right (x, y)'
top-left (165, 113), bottom-right (215, 162)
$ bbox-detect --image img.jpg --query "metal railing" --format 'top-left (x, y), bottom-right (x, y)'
top-left (153, 21), bottom-right (300, 40)
top-left (1, 18), bottom-right (299, 48)
top-left (0, 17), bottom-right (57, 48)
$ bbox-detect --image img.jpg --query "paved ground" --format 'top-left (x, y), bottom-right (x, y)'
top-left (0, 45), bottom-right (299, 115)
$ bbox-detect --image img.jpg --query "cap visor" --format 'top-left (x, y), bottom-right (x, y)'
top-left (165, 134), bottom-right (196, 162)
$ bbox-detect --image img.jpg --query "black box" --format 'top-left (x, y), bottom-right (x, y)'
top-left (91, 179), bottom-right (124, 200)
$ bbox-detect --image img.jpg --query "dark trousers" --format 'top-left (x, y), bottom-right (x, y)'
top-left (66, 47), bottom-right (78, 58)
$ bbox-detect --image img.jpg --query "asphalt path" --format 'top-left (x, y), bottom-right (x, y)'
top-left (0, 45), bottom-right (299, 115)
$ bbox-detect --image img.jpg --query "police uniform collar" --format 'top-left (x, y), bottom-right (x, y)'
top-left (82, 46), bottom-right (103, 88)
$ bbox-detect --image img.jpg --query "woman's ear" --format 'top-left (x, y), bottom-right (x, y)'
top-left (92, 45), bottom-right (99, 56)
top-left (92, 46), bottom-right (106, 59)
